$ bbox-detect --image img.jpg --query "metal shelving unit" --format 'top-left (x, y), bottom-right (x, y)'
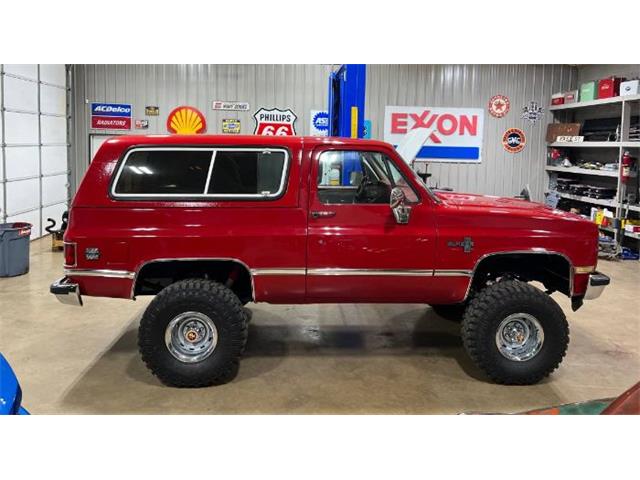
top-left (546, 92), bottom-right (640, 254)
top-left (545, 165), bottom-right (618, 177)
top-left (549, 141), bottom-right (640, 148)
top-left (549, 93), bottom-right (640, 111)
top-left (553, 192), bottom-right (618, 208)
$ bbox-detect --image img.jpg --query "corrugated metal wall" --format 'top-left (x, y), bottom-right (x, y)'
top-left (366, 64), bottom-right (577, 201)
top-left (70, 64), bottom-right (577, 201)
top-left (70, 64), bottom-right (332, 193)
top-left (577, 64), bottom-right (640, 84)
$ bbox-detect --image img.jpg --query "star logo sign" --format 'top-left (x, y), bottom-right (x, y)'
top-left (488, 95), bottom-right (510, 118)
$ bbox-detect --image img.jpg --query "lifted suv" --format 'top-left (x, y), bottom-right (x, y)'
top-left (51, 135), bottom-right (609, 387)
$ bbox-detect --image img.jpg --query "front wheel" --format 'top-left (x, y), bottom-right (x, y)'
top-left (461, 280), bottom-right (569, 385)
top-left (138, 279), bottom-right (248, 387)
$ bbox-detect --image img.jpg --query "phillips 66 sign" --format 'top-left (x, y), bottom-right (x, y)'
top-left (253, 108), bottom-right (297, 136)
top-left (384, 106), bottom-right (484, 163)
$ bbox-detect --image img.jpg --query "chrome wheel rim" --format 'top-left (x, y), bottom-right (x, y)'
top-left (495, 313), bottom-right (544, 362)
top-left (165, 311), bottom-right (218, 363)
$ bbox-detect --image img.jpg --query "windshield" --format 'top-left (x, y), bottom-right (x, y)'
top-left (393, 126), bottom-right (441, 202)
top-left (394, 150), bottom-right (441, 203)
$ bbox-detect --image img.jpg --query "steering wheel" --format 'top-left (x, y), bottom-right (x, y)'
top-left (356, 177), bottom-right (371, 200)
top-left (356, 177), bottom-right (382, 203)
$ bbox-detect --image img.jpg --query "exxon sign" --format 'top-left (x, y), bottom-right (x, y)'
top-left (384, 106), bottom-right (484, 163)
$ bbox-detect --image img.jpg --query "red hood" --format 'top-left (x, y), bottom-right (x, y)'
top-left (434, 191), bottom-right (589, 222)
top-left (435, 191), bottom-right (546, 210)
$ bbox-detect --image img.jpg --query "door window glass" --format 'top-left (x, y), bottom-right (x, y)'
top-left (317, 150), bottom-right (418, 204)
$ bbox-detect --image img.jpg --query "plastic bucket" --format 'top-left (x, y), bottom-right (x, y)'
top-left (0, 222), bottom-right (32, 277)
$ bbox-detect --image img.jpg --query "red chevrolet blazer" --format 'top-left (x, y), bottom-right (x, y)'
top-left (51, 135), bottom-right (609, 387)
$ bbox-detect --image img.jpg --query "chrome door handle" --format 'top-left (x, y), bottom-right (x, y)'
top-left (311, 210), bottom-right (336, 219)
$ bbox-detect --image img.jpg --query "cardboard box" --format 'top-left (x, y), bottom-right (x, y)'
top-left (546, 123), bottom-right (581, 143)
top-left (598, 77), bottom-right (624, 99)
top-left (551, 93), bottom-right (565, 105)
top-left (564, 90), bottom-right (579, 103)
top-left (580, 81), bottom-right (598, 101)
top-left (620, 79), bottom-right (640, 96)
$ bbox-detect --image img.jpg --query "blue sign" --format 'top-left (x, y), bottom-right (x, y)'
top-left (363, 120), bottom-right (372, 139)
top-left (312, 111), bottom-right (329, 132)
top-left (91, 103), bottom-right (132, 117)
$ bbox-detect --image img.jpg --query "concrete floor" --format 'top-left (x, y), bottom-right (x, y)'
top-left (1, 237), bottom-right (638, 414)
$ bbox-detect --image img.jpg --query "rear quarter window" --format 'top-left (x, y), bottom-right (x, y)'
top-left (114, 149), bottom-right (212, 195)
top-left (112, 148), bottom-right (289, 199)
top-left (208, 150), bottom-right (286, 196)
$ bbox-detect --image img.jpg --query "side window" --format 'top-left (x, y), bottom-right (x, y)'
top-left (208, 150), bottom-right (286, 196)
top-left (114, 150), bottom-right (212, 195)
top-left (113, 148), bottom-right (288, 198)
top-left (317, 150), bottom-right (418, 205)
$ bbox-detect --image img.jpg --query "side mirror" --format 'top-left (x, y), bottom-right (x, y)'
top-left (390, 187), bottom-right (411, 224)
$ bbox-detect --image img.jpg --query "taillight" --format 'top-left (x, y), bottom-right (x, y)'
top-left (64, 242), bottom-right (77, 267)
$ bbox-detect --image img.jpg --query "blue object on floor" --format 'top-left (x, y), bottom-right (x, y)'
top-left (0, 353), bottom-right (29, 415)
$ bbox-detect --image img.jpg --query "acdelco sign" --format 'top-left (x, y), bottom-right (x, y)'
top-left (384, 106), bottom-right (484, 163)
top-left (91, 102), bottom-right (132, 130)
top-left (91, 104), bottom-right (131, 116)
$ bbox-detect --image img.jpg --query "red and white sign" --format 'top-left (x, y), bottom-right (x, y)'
top-left (91, 116), bottom-right (131, 129)
top-left (90, 102), bottom-right (132, 130)
top-left (384, 106), bottom-right (484, 162)
top-left (253, 108), bottom-right (297, 136)
top-left (488, 95), bottom-right (510, 118)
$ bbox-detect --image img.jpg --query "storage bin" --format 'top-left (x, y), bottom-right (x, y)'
top-left (0, 223), bottom-right (32, 277)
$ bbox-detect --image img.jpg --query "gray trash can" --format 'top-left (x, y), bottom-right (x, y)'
top-left (0, 222), bottom-right (32, 277)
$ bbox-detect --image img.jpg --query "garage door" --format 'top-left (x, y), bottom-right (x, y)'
top-left (0, 64), bottom-right (69, 239)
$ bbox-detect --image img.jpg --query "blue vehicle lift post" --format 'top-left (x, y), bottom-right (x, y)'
top-left (327, 65), bottom-right (367, 185)
top-left (327, 64), bottom-right (366, 139)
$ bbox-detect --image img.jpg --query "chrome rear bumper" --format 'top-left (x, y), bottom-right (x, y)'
top-left (50, 276), bottom-right (83, 306)
top-left (585, 271), bottom-right (610, 300)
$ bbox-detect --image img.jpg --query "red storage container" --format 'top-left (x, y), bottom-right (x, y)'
top-left (598, 77), bottom-right (624, 99)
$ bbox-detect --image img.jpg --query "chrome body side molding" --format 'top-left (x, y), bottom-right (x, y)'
top-left (251, 268), bottom-right (306, 276)
top-left (64, 268), bottom-right (135, 279)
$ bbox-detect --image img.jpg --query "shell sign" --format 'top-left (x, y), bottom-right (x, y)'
top-left (166, 106), bottom-right (207, 134)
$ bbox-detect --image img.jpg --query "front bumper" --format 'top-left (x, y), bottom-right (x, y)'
top-left (585, 271), bottom-right (610, 300)
top-left (50, 276), bottom-right (83, 306)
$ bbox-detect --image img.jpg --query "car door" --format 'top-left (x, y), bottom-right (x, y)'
top-left (306, 146), bottom-right (439, 303)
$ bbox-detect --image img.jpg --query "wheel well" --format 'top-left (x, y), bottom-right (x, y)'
top-left (133, 260), bottom-right (253, 303)
top-left (469, 253), bottom-right (572, 297)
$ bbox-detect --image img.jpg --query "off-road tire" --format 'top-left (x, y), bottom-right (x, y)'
top-left (138, 279), bottom-right (248, 388)
top-left (461, 280), bottom-right (569, 385)
top-left (430, 304), bottom-right (467, 322)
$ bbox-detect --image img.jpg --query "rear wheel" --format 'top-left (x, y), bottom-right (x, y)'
top-left (138, 279), bottom-right (248, 387)
top-left (461, 280), bottom-right (569, 385)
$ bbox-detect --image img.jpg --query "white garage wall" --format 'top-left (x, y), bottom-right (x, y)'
top-left (1, 64), bottom-right (70, 239)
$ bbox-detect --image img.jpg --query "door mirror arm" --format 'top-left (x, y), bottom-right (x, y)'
top-left (390, 187), bottom-right (411, 224)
